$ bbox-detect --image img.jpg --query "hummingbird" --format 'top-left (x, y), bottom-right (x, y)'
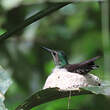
top-left (42, 47), bottom-right (101, 90)
top-left (42, 47), bottom-right (100, 75)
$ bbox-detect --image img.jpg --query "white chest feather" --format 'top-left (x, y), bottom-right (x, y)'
top-left (43, 67), bottom-right (100, 90)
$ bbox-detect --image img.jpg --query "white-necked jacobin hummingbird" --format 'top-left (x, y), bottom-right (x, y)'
top-left (42, 47), bottom-right (101, 90)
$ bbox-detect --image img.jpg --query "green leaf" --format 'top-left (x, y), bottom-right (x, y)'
top-left (15, 80), bottom-right (110, 110)
top-left (0, 3), bottom-right (70, 42)
top-left (0, 66), bottom-right (12, 110)
top-left (82, 81), bottom-right (110, 96)
top-left (0, 29), bottom-right (6, 35)
top-left (15, 87), bottom-right (92, 110)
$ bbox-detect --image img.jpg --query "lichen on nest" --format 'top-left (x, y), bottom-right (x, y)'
top-left (43, 67), bottom-right (101, 91)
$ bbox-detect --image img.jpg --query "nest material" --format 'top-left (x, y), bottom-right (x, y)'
top-left (43, 67), bottom-right (101, 90)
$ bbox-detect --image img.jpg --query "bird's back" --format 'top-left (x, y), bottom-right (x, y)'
top-left (64, 56), bottom-right (100, 75)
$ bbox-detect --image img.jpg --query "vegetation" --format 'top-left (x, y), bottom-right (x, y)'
top-left (0, 0), bottom-right (109, 110)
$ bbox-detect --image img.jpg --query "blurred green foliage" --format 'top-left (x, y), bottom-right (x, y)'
top-left (0, 0), bottom-right (110, 110)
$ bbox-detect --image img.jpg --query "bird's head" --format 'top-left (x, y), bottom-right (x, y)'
top-left (42, 47), bottom-right (68, 68)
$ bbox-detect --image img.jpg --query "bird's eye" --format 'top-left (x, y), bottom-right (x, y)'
top-left (53, 52), bottom-right (56, 56)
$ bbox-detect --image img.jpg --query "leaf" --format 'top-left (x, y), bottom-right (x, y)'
top-left (15, 87), bottom-right (93, 110)
top-left (15, 80), bottom-right (110, 110)
top-left (0, 66), bottom-right (12, 110)
top-left (0, 66), bottom-right (12, 94)
top-left (22, 0), bottom-right (95, 4)
top-left (82, 81), bottom-right (110, 96)
top-left (0, 3), bottom-right (70, 42)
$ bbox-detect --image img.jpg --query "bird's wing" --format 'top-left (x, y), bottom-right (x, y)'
top-left (64, 56), bottom-right (100, 75)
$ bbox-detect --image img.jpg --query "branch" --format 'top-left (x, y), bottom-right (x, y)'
top-left (0, 3), bottom-right (70, 42)
top-left (15, 88), bottom-right (93, 110)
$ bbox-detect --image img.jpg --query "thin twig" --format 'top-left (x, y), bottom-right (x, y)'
top-left (67, 90), bottom-right (71, 110)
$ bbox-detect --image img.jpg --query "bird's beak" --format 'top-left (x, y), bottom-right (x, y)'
top-left (41, 47), bottom-right (53, 53)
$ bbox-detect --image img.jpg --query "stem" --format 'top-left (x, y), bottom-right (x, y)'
top-left (0, 3), bottom-right (70, 42)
